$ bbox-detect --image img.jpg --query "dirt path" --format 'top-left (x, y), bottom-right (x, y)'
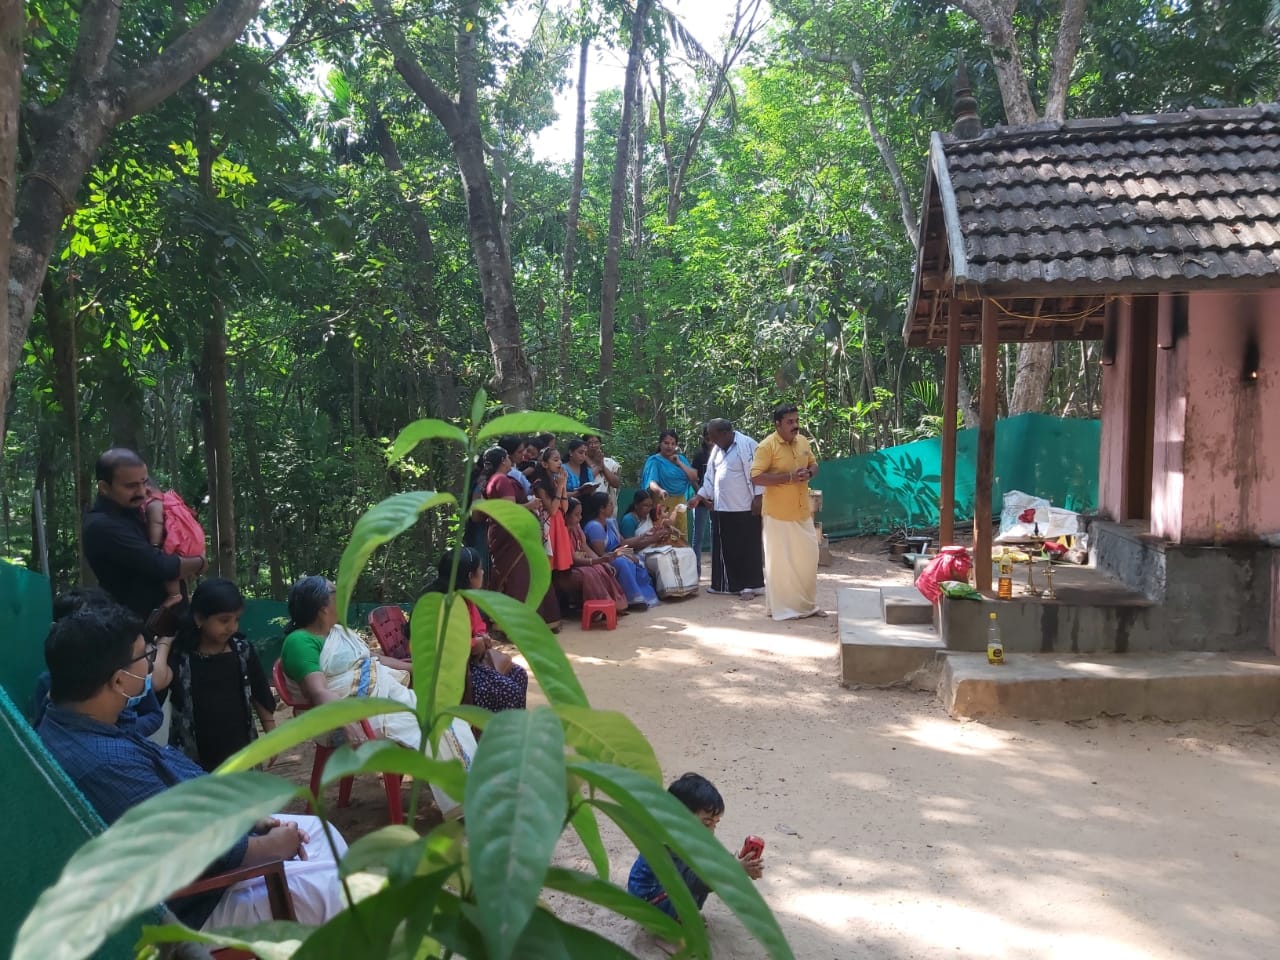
top-left (279, 544), bottom-right (1280, 958)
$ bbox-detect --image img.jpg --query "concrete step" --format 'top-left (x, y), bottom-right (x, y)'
top-left (939, 563), bottom-right (1163, 654)
top-left (941, 650), bottom-right (1280, 722)
top-left (879, 586), bottom-right (933, 625)
top-left (839, 588), bottom-right (944, 686)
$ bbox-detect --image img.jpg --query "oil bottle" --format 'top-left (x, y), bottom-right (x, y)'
top-left (997, 552), bottom-right (1013, 600)
top-left (986, 612), bottom-right (1005, 665)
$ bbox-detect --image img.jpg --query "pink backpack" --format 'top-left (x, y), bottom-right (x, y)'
top-left (155, 489), bottom-right (206, 558)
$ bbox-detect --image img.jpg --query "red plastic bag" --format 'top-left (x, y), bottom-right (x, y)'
top-left (916, 546), bottom-right (973, 604)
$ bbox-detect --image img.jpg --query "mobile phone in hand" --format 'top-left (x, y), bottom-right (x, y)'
top-left (740, 835), bottom-right (764, 859)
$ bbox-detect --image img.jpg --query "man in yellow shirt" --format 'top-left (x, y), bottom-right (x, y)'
top-left (751, 403), bottom-right (825, 620)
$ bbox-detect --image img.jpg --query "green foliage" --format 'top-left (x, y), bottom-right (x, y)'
top-left (13, 403), bottom-right (795, 960)
top-left (14, 773), bottom-right (300, 960)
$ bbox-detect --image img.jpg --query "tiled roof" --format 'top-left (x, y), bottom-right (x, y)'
top-left (905, 103), bottom-right (1280, 347)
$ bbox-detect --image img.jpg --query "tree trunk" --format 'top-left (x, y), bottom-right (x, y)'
top-left (372, 0), bottom-right (533, 409)
top-left (1008, 342), bottom-right (1055, 414)
top-left (955, 0), bottom-right (1038, 123)
top-left (598, 0), bottom-right (652, 432)
top-left (956, 361), bottom-right (979, 428)
top-left (629, 71), bottom-right (648, 374)
top-left (559, 37), bottom-right (589, 392)
top-left (364, 101), bottom-right (456, 418)
top-left (953, 0), bottom-right (1090, 414)
top-left (848, 56), bottom-right (918, 248)
top-left (43, 275), bottom-right (92, 582)
top-left (1, 0), bottom-right (264, 442)
top-left (197, 102), bottom-right (234, 578)
top-left (0, 0), bottom-right (19, 444)
top-left (1045, 0), bottom-right (1088, 122)
top-left (237, 371), bottom-right (285, 598)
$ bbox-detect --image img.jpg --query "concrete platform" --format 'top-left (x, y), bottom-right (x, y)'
top-left (840, 588), bottom-right (944, 686)
top-left (941, 650), bottom-right (1280, 722)
top-left (939, 562), bottom-right (1160, 654)
top-left (879, 586), bottom-right (933, 625)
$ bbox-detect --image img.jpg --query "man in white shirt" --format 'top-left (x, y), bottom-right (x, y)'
top-left (688, 419), bottom-right (765, 599)
top-left (584, 433), bottom-right (622, 514)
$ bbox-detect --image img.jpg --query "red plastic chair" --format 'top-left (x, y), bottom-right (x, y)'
top-left (272, 659), bottom-right (404, 825)
top-left (580, 598), bottom-right (618, 631)
top-left (368, 605), bottom-right (410, 661)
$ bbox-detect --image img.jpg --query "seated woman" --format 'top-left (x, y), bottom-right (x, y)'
top-left (425, 546), bottom-right (527, 712)
top-left (618, 489), bottom-right (699, 595)
top-left (581, 492), bottom-right (661, 610)
top-left (482, 445), bottom-right (561, 631)
top-left (562, 438), bottom-right (597, 497)
top-left (640, 429), bottom-right (698, 540)
top-left (278, 576), bottom-right (475, 817)
top-left (558, 497), bottom-right (629, 616)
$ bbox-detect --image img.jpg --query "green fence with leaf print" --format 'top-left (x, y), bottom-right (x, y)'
top-left (814, 414), bottom-right (1100, 537)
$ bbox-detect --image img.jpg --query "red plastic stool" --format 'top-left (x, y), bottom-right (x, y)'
top-left (580, 598), bottom-right (618, 631)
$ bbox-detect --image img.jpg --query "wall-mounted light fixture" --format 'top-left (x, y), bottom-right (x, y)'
top-left (1242, 337), bottom-right (1260, 384)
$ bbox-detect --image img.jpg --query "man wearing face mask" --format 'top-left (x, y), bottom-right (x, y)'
top-left (37, 602), bottom-right (350, 931)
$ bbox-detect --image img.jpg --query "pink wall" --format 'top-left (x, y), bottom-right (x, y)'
top-left (1173, 293), bottom-right (1280, 543)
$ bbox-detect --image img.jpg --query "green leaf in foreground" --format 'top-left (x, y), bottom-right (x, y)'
top-left (138, 920), bottom-right (310, 960)
top-left (569, 800), bottom-right (611, 880)
top-left (339, 824), bottom-right (426, 882)
top-left (335, 490), bottom-right (455, 623)
top-left (294, 872), bottom-right (450, 960)
top-left (386, 417), bottom-right (468, 464)
top-left (477, 411), bottom-right (596, 444)
top-left (556, 704), bottom-right (662, 782)
top-left (14, 772), bottom-right (299, 960)
top-left (464, 588), bottom-right (589, 708)
top-left (544, 866), bottom-right (685, 943)
top-left (468, 498), bottom-right (548, 609)
top-left (319, 739), bottom-right (466, 802)
top-left (510, 906), bottom-right (642, 958)
top-left (465, 707), bottom-right (569, 960)
top-left (217, 696), bottom-right (416, 773)
top-left (409, 591), bottom-right (471, 719)
top-left (574, 763), bottom-right (795, 960)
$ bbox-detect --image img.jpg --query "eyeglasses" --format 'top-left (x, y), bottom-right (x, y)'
top-left (126, 644), bottom-right (158, 672)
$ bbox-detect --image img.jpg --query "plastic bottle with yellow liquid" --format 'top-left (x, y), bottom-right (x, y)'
top-left (997, 551), bottom-right (1013, 600)
top-left (987, 612), bottom-right (1005, 665)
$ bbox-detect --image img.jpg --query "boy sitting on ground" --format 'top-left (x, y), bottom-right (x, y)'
top-left (627, 772), bottom-right (765, 927)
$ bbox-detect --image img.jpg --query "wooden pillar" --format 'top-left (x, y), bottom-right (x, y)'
top-left (974, 299), bottom-right (999, 593)
top-left (939, 299), bottom-right (961, 545)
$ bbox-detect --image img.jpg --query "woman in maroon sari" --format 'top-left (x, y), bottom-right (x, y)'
top-left (481, 446), bottom-right (562, 631)
top-left (560, 498), bottom-right (628, 618)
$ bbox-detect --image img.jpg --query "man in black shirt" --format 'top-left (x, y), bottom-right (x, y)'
top-left (82, 449), bottom-right (206, 618)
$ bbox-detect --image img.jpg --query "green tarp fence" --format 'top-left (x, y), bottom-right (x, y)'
top-left (815, 413), bottom-right (1100, 538)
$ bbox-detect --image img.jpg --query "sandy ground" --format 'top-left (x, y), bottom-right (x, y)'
top-left (279, 543), bottom-right (1280, 959)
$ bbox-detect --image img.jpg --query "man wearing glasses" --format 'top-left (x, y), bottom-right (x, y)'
top-left (38, 601), bottom-right (349, 930)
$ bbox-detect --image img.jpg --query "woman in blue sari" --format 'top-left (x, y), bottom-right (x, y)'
top-left (640, 430), bottom-right (698, 541)
top-left (563, 438), bottom-right (597, 496)
top-left (581, 493), bottom-right (661, 609)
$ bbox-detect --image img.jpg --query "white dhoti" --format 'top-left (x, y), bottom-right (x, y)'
top-left (762, 514), bottom-right (820, 621)
top-left (203, 813), bottom-right (348, 929)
